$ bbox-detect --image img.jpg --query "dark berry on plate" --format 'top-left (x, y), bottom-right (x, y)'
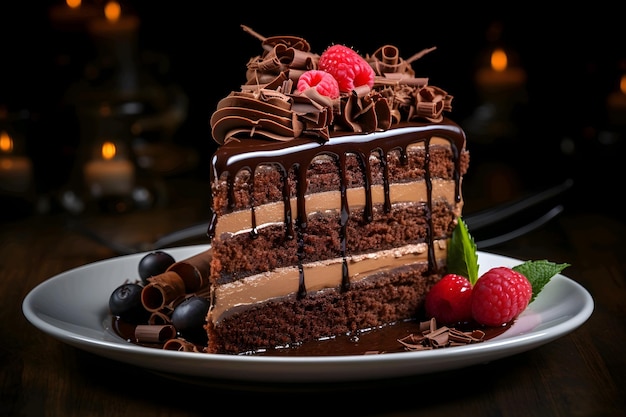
top-left (138, 250), bottom-right (176, 284)
top-left (109, 283), bottom-right (149, 323)
top-left (171, 296), bottom-right (210, 331)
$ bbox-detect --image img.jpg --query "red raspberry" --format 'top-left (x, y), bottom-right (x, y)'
top-left (297, 70), bottom-right (340, 99)
top-left (424, 274), bottom-right (473, 325)
top-left (471, 267), bottom-right (532, 327)
top-left (318, 44), bottom-right (375, 93)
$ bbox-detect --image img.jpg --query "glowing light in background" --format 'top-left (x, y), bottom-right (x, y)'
top-left (490, 48), bottom-right (508, 72)
top-left (0, 131), bottom-right (14, 154)
top-left (104, 1), bottom-right (121, 22)
top-left (101, 141), bottom-right (117, 160)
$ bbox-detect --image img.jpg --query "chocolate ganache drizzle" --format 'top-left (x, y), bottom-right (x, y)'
top-left (208, 26), bottom-right (466, 294)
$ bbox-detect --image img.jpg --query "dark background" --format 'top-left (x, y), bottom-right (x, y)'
top-left (1, 2), bottom-right (624, 216)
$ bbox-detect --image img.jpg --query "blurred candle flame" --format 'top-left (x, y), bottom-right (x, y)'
top-left (101, 141), bottom-right (117, 160)
top-left (104, 1), bottom-right (121, 23)
top-left (620, 75), bottom-right (626, 94)
top-left (490, 48), bottom-right (508, 72)
top-left (66, 0), bottom-right (81, 9)
top-left (0, 131), bottom-right (13, 154)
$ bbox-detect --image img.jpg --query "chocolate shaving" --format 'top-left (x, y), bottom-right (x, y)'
top-left (398, 319), bottom-right (485, 351)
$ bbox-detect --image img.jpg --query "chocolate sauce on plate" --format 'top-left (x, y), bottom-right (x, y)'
top-left (111, 316), bottom-right (509, 356)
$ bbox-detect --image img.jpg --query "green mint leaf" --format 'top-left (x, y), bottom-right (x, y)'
top-left (447, 217), bottom-right (479, 285)
top-left (513, 260), bottom-right (571, 302)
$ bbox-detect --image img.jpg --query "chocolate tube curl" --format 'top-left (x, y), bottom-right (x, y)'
top-left (368, 45), bottom-right (410, 75)
top-left (166, 249), bottom-right (212, 293)
top-left (134, 324), bottom-right (177, 343)
top-left (141, 271), bottom-right (186, 312)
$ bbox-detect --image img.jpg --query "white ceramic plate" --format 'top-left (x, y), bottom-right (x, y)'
top-left (22, 245), bottom-right (593, 383)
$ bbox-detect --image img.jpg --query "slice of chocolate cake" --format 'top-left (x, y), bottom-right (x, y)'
top-left (204, 27), bottom-right (469, 354)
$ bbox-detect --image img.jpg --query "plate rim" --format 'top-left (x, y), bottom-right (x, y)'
top-left (22, 245), bottom-right (595, 382)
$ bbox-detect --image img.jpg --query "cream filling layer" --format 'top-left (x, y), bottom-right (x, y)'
top-left (208, 239), bottom-right (448, 325)
top-left (216, 178), bottom-right (459, 237)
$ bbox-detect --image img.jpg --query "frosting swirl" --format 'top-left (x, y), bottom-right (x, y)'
top-left (210, 26), bottom-right (453, 145)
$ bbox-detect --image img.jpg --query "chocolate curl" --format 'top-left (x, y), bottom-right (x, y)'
top-left (241, 25), bottom-right (311, 53)
top-left (426, 326), bottom-right (452, 348)
top-left (353, 84), bottom-right (372, 99)
top-left (249, 53), bottom-right (283, 74)
top-left (379, 45), bottom-right (400, 69)
top-left (448, 328), bottom-right (486, 346)
top-left (289, 49), bottom-right (318, 70)
top-left (245, 69), bottom-right (291, 92)
top-left (263, 37), bottom-right (310, 52)
top-left (377, 86), bottom-right (402, 124)
top-left (268, 43), bottom-right (318, 73)
top-left (375, 73), bottom-right (429, 88)
top-left (134, 324), bottom-right (177, 343)
top-left (148, 311), bottom-right (172, 325)
top-left (442, 94), bottom-right (453, 112)
top-left (163, 338), bottom-right (202, 352)
top-left (416, 100), bottom-right (444, 121)
top-left (258, 87), bottom-right (292, 107)
top-left (414, 85), bottom-right (449, 122)
top-left (368, 45), bottom-right (415, 76)
top-left (291, 91), bottom-right (335, 141)
top-left (389, 85), bottom-right (417, 122)
top-left (141, 271), bottom-right (186, 312)
top-left (374, 95), bottom-right (392, 130)
top-left (367, 45), bottom-right (436, 77)
top-left (294, 88), bottom-right (335, 111)
top-left (404, 46), bottom-right (438, 65)
top-left (246, 44), bottom-right (300, 78)
top-left (335, 91), bottom-right (383, 134)
top-left (166, 249), bottom-right (212, 293)
top-left (244, 68), bottom-right (281, 87)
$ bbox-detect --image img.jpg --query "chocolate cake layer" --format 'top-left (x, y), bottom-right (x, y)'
top-left (207, 262), bottom-right (442, 355)
top-left (211, 201), bottom-right (455, 283)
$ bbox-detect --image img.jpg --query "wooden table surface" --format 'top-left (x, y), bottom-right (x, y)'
top-left (1, 174), bottom-right (624, 417)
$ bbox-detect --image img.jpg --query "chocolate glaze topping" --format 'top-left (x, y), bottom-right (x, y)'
top-left (208, 120), bottom-right (466, 291)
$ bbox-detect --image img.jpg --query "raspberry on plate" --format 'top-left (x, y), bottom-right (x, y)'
top-left (424, 274), bottom-right (473, 325)
top-left (318, 44), bottom-right (375, 93)
top-left (471, 267), bottom-right (532, 327)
